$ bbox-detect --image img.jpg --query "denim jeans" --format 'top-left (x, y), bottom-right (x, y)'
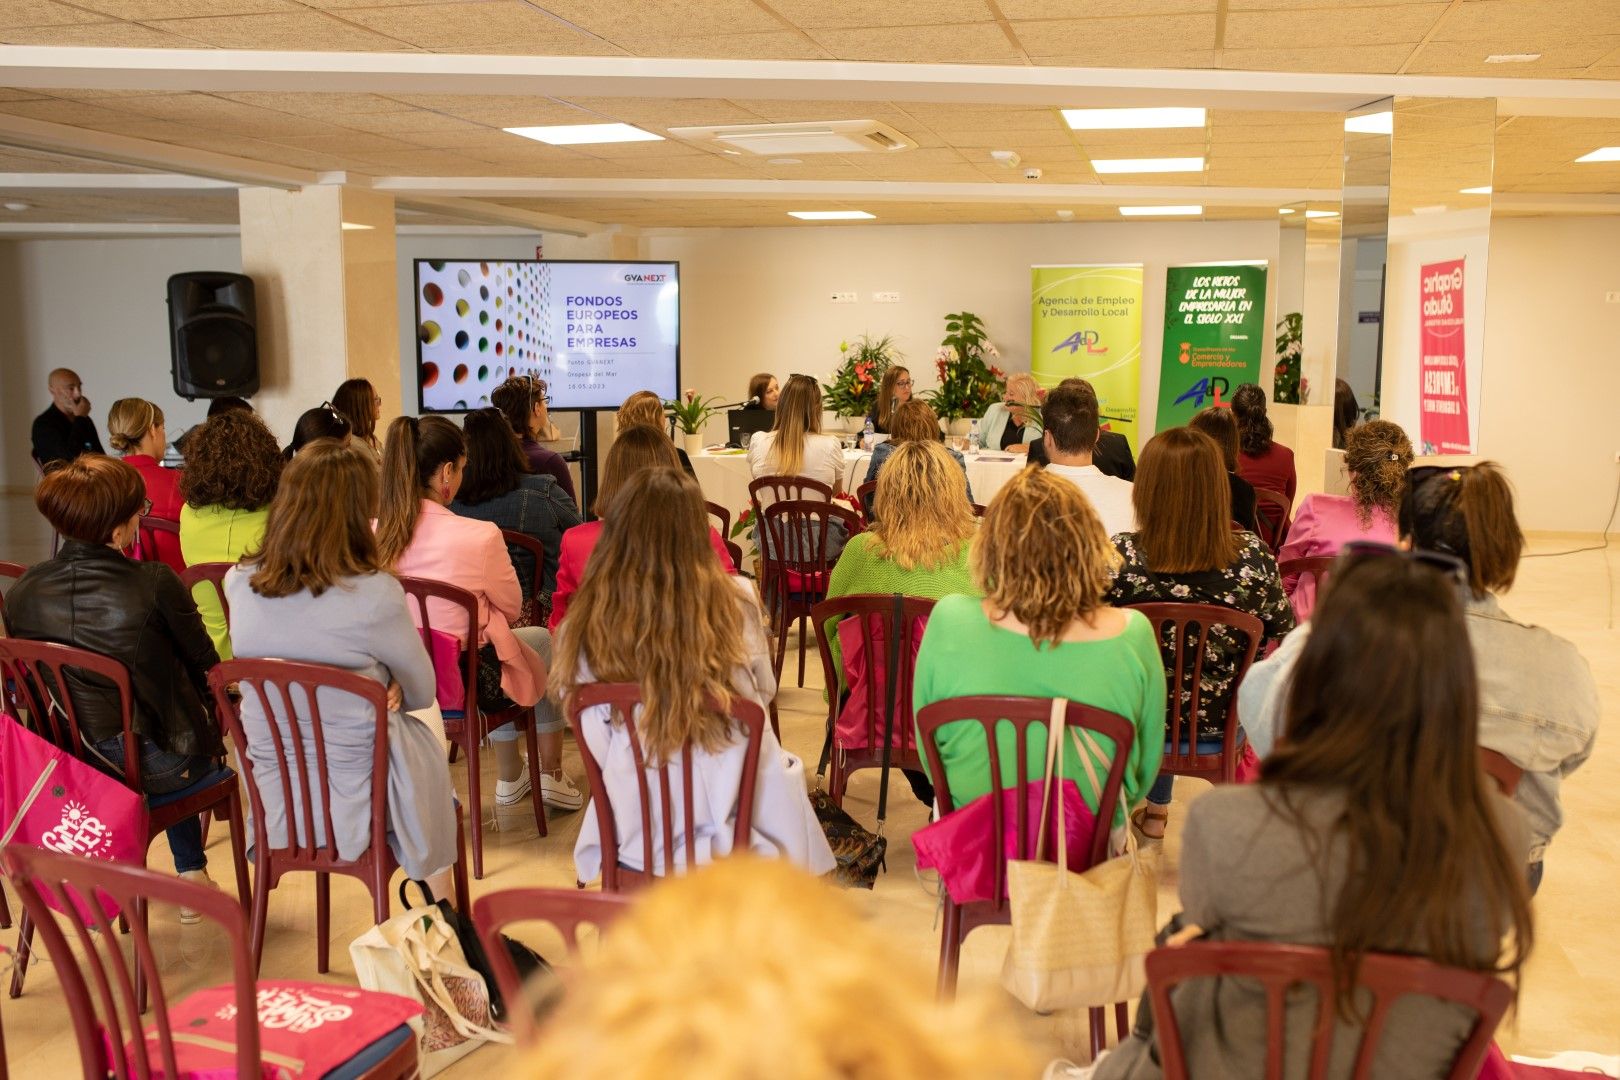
top-left (90, 734), bottom-right (209, 874)
top-left (1146, 774), bottom-right (1175, 806)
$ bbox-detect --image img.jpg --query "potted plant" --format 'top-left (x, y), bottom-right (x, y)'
top-left (927, 310), bottom-right (1005, 428)
top-left (822, 334), bottom-right (899, 426)
top-left (1273, 312), bottom-right (1303, 405)
top-left (664, 389), bottom-right (725, 456)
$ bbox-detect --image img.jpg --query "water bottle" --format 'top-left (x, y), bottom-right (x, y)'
top-left (968, 418), bottom-right (981, 453)
top-left (862, 416), bottom-right (875, 451)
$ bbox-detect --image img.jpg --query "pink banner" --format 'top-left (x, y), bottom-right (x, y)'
top-left (1418, 258), bottom-right (1470, 454)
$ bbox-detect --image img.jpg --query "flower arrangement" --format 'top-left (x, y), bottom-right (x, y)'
top-left (1273, 312), bottom-right (1303, 405)
top-left (822, 334), bottom-right (900, 418)
top-left (927, 310), bottom-right (1005, 422)
top-left (664, 389), bottom-right (725, 435)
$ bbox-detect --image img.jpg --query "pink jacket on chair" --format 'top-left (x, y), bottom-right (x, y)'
top-left (393, 500), bottom-right (545, 707)
top-left (1276, 492), bottom-right (1397, 621)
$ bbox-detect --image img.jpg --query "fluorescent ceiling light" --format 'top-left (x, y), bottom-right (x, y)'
top-left (1344, 112), bottom-right (1393, 135)
top-left (1062, 107), bottom-right (1206, 131)
top-left (1575, 146), bottom-right (1620, 163)
top-left (1484, 53), bottom-right (1540, 62)
top-left (1305, 210), bottom-right (1339, 219)
top-left (503, 123), bottom-right (662, 146)
top-left (1091, 157), bottom-right (1204, 174)
top-left (788, 210), bottom-right (875, 220)
top-left (1278, 208), bottom-right (1296, 214)
top-left (340, 221), bottom-right (373, 231)
top-left (1119, 205), bottom-right (1202, 216)
top-left (1459, 185), bottom-right (1492, 195)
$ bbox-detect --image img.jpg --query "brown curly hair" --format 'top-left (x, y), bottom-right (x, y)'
top-left (180, 410), bottom-right (283, 511)
top-left (1343, 419), bottom-right (1413, 526)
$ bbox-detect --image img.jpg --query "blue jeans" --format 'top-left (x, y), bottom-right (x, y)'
top-left (1146, 774), bottom-right (1175, 806)
top-left (91, 734), bottom-right (210, 874)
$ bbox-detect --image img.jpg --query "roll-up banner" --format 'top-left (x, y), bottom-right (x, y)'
top-left (1030, 265), bottom-right (1145, 452)
top-left (1418, 258), bottom-right (1470, 454)
top-left (1155, 263), bottom-right (1269, 432)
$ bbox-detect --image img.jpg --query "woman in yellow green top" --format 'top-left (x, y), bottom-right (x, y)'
top-left (912, 466), bottom-right (1166, 828)
top-left (177, 410), bottom-right (283, 660)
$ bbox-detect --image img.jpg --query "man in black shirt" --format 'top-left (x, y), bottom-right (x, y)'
top-left (31, 368), bottom-right (103, 468)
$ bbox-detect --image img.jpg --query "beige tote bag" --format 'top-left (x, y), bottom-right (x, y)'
top-left (1001, 698), bottom-right (1160, 1012)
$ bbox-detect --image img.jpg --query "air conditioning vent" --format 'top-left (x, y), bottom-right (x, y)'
top-left (667, 120), bottom-right (916, 156)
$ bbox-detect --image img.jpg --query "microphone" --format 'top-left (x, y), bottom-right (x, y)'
top-left (746, 395), bottom-right (761, 407)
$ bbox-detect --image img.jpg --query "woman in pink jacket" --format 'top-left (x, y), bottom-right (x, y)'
top-left (376, 415), bottom-right (581, 812)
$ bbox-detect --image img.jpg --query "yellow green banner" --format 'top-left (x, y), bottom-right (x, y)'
top-left (1031, 265), bottom-right (1144, 452)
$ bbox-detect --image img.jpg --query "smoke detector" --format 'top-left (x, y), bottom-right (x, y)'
top-left (668, 120), bottom-right (915, 155)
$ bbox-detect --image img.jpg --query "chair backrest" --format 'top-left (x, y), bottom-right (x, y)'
top-left (178, 561), bottom-right (235, 629)
top-left (0, 845), bottom-right (261, 1080)
top-left (1126, 602), bottom-right (1264, 759)
top-left (0, 559), bottom-right (27, 627)
top-left (811, 594), bottom-right (936, 754)
top-left (498, 529), bottom-right (546, 625)
top-left (723, 538), bottom-right (745, 571)
top-left (1279, 556), bottom-right (1336, 602)
top-left (757, 499), bottom-right (863, 577)
top-left (914, 695), bottom-right (1136, 908)
top-left (971, 502), bottom-right (987, 518)
top-left (133, 514), bottom-right (181, 564)
top-left (704, 501), bottom-right (731, 539)
top-left (0, 636), bottom-right (141, 788)
top-left (1145, 942), bottom-right (1512, 1080)
top-left (470, 887), bottom-right (633, 1043)
top-left (748, 474), bottom-right (834, 521)
top-left (396, 574), bottom-right (481, 715)
top-left (855, 480), bottom-right (877, 521)
top-left (1254, 489), bottom-right (1293, 552)
top-left (566, 681), bottom-right (767, 888)
top-left (208, 658), bottom-right (391, 868)
top-left (1477, 748), bottom-right (1524, 797)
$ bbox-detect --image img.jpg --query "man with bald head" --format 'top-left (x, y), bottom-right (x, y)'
top-left (31, 368), bottom-right (103, 468)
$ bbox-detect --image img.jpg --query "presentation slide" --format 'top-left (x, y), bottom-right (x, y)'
top-left (414, 259), bottom-right (679, 412)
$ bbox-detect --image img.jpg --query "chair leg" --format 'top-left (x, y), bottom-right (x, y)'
top-left (134, 897), bottom-right (148, 1015)
top-left (936, 901), bottom-right (962, 1001)
top-left (796, 612), bottom-right (809, 688)
top-left (1089, 1007), bottom-right (1105, 1060)
top-left (198, 809), bottom-right (213, 848)
top-left (768, 698), bottom-right (781, 741)
top-left (772, 602), bottom-right (790, 682)
top-left (224, 795), bottom-right (251, 914)
top-left (446, 742), bottom-right (459, 765)
top-left (7, 913), bottom-right (31, 999)
top-left (0, 883), bottom-right (11, 931)
top-left (1115, 1001), bottom-right (1129, 1041)
top-left (248, 862), bottom-right (270, 976)
top-left (464, 734), bottom-right (485, 880)
top-left (451, 804), bottom-right (471, 913)
top-left (523, 716), bottom-right (547, 838)
top-left (316, 872), bottom-right (330, 975)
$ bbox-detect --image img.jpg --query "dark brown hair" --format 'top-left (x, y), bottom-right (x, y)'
top-left (1399, 462), bottom-right (1523, 596)
top-left (598, 425), bottom-right (681, 511)
top-left (875, 366), bottom-right (910, 431)
top-left (332, 378), bottom-right (380, 449)
top-left (1133, 427), bottom-right (1238, 572)
top-left (246, 440), bottom-right (382, 599)
top-left (1332, 378), bottom-right (1360, 450)
top-left (1343, 419), bottom-right (1412, 525)
top-left (888, 400), bottom-right (943, 444)
top-left (1041, 384), bottom-right (1099, 455)
top-left (457, 407), bottom-right (529, 506)
top-left (747, 372), bottom-right (774, 405)
top-left (1187, 406), bottom-right (1239, 473)
top-left (285, 404), bottom-right (351, 461)
top-left (375, 415), bottom-right (465, 568)
top-left (1231, 383), bottom-right (1273, 457)
top-left (180, 410), bottom-right (283, 511)
top-left (35, 454), bottom-right (145, 545)
top-left (491, 375), bottom-right (540, 442)
top-left (1263, 554), bottom-right (1533, 1013)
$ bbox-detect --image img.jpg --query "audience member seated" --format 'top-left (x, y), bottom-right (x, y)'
top-left (617, 389), bottom-right (694, 475)
top-left (746, 371), bottom-right (779, 410)
top-left (491, 374), bottom-right (576, 504)
top-left (6, 455), bottom-right (223, 915)
top-left (554, 467), bottom-right (834, 880)
top-left (31, 366), bottom-right (102, 467)
top-left (748, 373), bottom-right (844, 492)
top-left (225, 440), bottom-right (461, 902)
top-left (1038, 382), bottom-right (1135, 537)
top-left (1106, 427), bottom-right (1293, 840)
top-left (1333, 377), bottom-right (1361, 450)
top-left (1028, 377), bottom-right (1137, 481)
top-left (178, 410), bottom-right (283, 660)
top-left (172, 395), bottom-right (253, 459)
top-left (1186, 405), bottom-right (1258, 533)
top-left (551, 425), bottom-right (736, 631)
top-left (108, 396), bottom-right (184, 573)
top-left (866, 365), bottom-right (913, 435)
top-left (1240, 464), bottom-right (1599, 895)
top-left (450, 407), bottom-right (582, 619)
top-left (977, 371), bottom-right (1044, 454)
top-left (1277, 419), bottom-right (1412, 620)
top-left (377, 415), bottom-right (581, 812)
top-left (861, 400), bottom-right (971, 510)
top-left (332, 377), bottom-right (383, 460)
top-left (1093, 552), bottom-right (1533, 1080)
top-left (524, 858), bottom-right (1033, 1080)
top-left (283, 402), bottom-right (352, 460)
top-left (1231, 382), bottom-right (1296, 502)
top-left (913, 467), bottom-right (1166, 830)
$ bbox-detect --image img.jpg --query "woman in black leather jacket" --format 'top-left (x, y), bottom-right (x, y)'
top-left (4, 455), bottom-right (224, 908)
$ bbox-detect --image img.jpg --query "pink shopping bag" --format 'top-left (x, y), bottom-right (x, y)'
top-left (833, 613), bottom-right (927, 752)
top-left (419, 628), bottom-right (467, 712)
top-left (911, 779), bottom-right (1097, 905)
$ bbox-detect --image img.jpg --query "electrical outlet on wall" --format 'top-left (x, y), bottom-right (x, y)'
top-left (830, 291), bottom-right (857, 304)
top-left (873, 291), bottom-right (901, 303)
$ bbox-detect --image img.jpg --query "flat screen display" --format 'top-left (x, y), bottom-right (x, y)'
top-left (413, 259), bottom-right (679, 412)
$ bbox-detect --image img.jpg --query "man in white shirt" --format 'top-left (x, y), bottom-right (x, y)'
top-left (1040, 383), bottom-right (1136, 537)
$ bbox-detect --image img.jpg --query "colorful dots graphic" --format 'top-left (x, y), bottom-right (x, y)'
top-left (453, 364), bottom-right (468, 383)
top-left (428, 261), bottom-right (444, 270)
top-left (455, 330), bottom-right (470, 349)
top-left (457, 269), bottom-right (471, 287)
top-left (477, 365), bottom-right (489, 381)
top-left (454, 400), bottom-right (467, 410)
top-left (422, 282), bottom-right (443, 307)
top-left (495, 297), bottom-right (503, 309)
top-left (480, 262), bottom-right (489, 276)
top-left (455, 299), bottom-right (469, 316)
top-left (479, 311), bottom-right (489, 326)
top-left (422, 361), bottom-right (439, 387)
top-left (495, 342), bottom-right (503, 356)
top-left (419, 321), bottom-right (441, 344)
top-left (478, 337), bottom-right (488, 352)
top-left (495, 319), bottom-right (503, 332)
top-left (480, 286), bottom-right (489, 301)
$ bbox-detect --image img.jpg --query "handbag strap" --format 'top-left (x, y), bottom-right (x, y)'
top-left (1031, 697), bottom-right (1068, 864)
top-left (873, 592), bottom-right (902, 832)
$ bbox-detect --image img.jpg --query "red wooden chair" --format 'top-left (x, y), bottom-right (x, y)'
top-left (0, 559), bottom-right (25, 627)
top-left (567, 682), bottom-right (766, 892)
top-left (1478, 748), bottom-right (1524, 797)
top-left (757, 499), bottom-right (863, 687)
top-left (1144, 942), bottom-right (1512, 1080)
top-left (132, 514), bottom-right (181, 565)
top-left (855, 479), bottom-right (878, 521)
top-left (0, 637), bottom-right (250, 1009)
top-left (29, 455), bottom-right (62, 557)
top-left (1254, 488), bottom-right (1293, 552)
top-left (470, 887), bottom-right (633, 1043)
top-left (1126, 602), bottom-right (1264, 786)
top-left (0, 846), bottom-right (419, 1080)
top-left (499, 529), bottom-right (548, 628)
top-left (915, 694), bottom-right (1135, 1057)
top-left (971, 502), bottom-right (987, 518)
top-left (810, 594), bottom-right (935, 806)
top-left (705, 500), bottom-right (731, 539)
top-left (208, 658), bottom-right (471, 973)
top-left (178, 561), bottom-right (234, 624)
top-left (397, 575), bottom-right (547, 880)
top-left (747, 474), bottom-right (836, 627)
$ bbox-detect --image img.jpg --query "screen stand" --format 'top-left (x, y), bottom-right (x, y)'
top-left (578, 413), bottom-right (600, 519)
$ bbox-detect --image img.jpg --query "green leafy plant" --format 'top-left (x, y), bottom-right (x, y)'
top-left (822, 334), bottom-right (900, 418)
top-left (664, 389), bottom-right (725, 435)
top-left (1273, 312), bottom-right (1303, 405)
top-left (927, 311), bottom-right (1005, 422)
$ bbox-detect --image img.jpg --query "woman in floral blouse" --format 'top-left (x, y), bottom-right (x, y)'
top-left (1107, 427), bottom-right (1294, 840)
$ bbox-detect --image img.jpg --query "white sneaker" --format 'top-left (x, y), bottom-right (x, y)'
top-left (540, 771), bottom-right (583, 812)
top-left (495, 772), bottom-right (532, 807)
top-left (177, 869), bottom-right (217, 925)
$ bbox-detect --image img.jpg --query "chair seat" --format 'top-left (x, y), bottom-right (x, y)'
top-left (1167, 730), bottom-right (1247, 756)
top-left (146, 764), bottom-right (240, 832)
top-left (782, 569), bottom-right (829, 593)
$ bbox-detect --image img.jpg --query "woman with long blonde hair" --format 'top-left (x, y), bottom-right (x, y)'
top-left (746, 374), bottom-right (842, 491)
top-left (867, 364), bottom-right (913, 434)
top-left (553, 467), bottom-right (834, 880)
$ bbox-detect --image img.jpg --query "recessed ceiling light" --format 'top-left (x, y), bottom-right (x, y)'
top-left (2, 201), bottom-right (30, 212)
top-left (1305, 210), bottom-right (1339, 219)
top-left (503, 123), bottom-right (662, 146)
top-left (1056, 209), bottom-right (1075, 220)
top-left (768, 157), bottom-right (802, 165)
top-left (1344, 112), bottom-right (1393, 135)
top-left (1063, 107), bottom-right (1206, 131)
top-left (1278, 208), bottom-right (1296, 215)
top-left (340, 221), bottom-right (373, 231)
top-left (1484, 53), bottom-right (1541, 63)
top-left (788, 210), bottom-right (875, 220)
top-left (1575, 146), bottom-right (1620, 163)
top-left (1119, 205), bottom-right (1202, 216)
top-left (1091, 157), bottom-right (1204, 174)
top-left (1460, 185), bottom-right (1492, 195)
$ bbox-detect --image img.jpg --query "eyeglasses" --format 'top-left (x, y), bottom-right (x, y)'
top-left (1340, 540), bottom-right (1468, 584)
top-left (895, 378), bottom-right (914, 388)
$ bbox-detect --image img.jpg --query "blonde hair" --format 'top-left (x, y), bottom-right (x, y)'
top-left (616, 390), bottom-right (665, 433)
top-left (106, 398), bottom-right (164, 454)
top-left (1004, 371), bottom-right (1039, 403)
top-left (553, 468), bottom-right (749, 762)
top-left (888, 400), bottom-right (943, 445)
top-left (523, 857), bottom-right (1034, 1080)
top-left (872, 442), bottom-right (975, 571)
top-left (875, 365), bottom-right (911, 431)
top-left (246, 441), bottom-right (381, 599)
top-left (972, 466), bottom-right (1120, 647)
top-left (767, 374), bottom-right (822, 477)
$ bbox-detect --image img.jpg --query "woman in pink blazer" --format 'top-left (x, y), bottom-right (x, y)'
top-left (1277, 420), bottom-right (1413, 620)
top-left (376, 415), bottom-right (581, 812)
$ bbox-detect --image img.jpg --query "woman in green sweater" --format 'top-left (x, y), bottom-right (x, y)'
top-left (913, 466), bottom-right (1166, 832)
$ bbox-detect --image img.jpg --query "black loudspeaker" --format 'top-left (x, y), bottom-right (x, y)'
top-left (167, 271), bottom-right (259, 400)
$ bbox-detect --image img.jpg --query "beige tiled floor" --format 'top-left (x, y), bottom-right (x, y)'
top-left (1, 494), bottom-right (1616, 1074)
